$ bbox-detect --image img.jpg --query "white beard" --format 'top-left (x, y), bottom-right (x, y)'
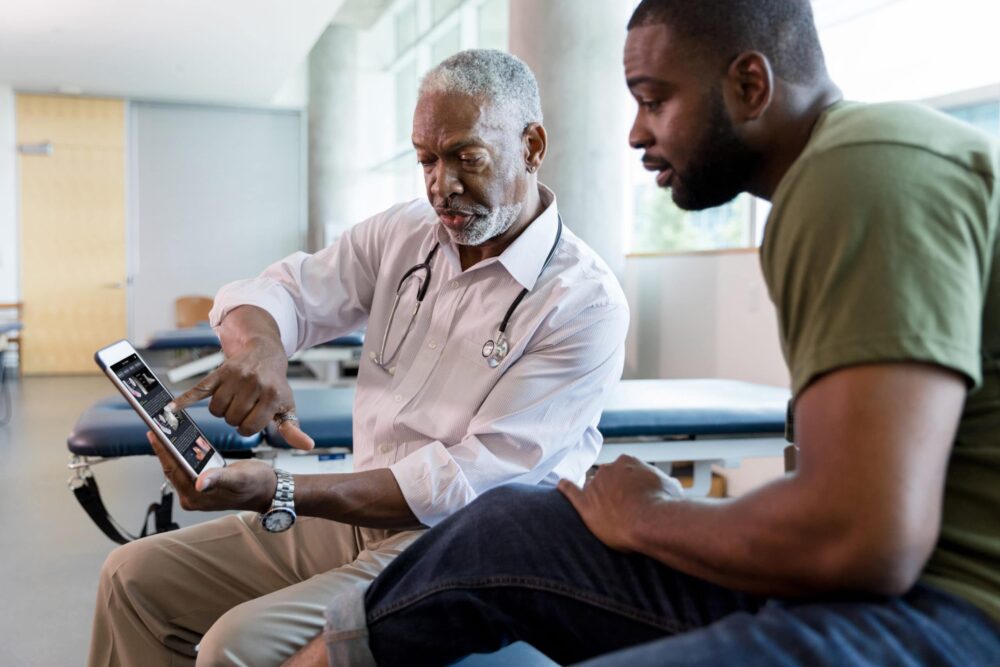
top-left (447, 202), bottom-right (523, 246)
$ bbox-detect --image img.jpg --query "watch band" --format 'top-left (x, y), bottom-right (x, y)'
top-left (272, 469), bottom-right (295, 511)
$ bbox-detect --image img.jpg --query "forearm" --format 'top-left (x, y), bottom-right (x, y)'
top-left (294, 468), bottom-right (423, 530)
top-left (628, 474), bottom-right (883, 597)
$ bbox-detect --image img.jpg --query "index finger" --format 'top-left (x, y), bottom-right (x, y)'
top-left (169, 371), bottom-right (223, 412)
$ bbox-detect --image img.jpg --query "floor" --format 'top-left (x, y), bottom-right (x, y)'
top-left (0, 375), bottom-right (232, 666)
top-left (0, 374), bottom-right (554, 666)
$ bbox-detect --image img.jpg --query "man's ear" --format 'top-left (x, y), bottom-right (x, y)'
top-left (724, 51), bottom-right (773, 122)
top-left (523, 123), bottom-right (547, 172)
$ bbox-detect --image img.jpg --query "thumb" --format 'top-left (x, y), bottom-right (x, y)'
top-left (557, 478), bottom-right (586, 512)
top-left (196, 469), bottom-right (224, 492)
top-left (278, 419), bottom-right (315, 451)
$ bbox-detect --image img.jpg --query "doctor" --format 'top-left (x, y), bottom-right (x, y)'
top-left (87, 49), bottom-right (628, 667)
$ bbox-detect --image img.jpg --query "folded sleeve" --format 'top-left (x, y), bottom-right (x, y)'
top-left (389, 300), bottom-right (629, 527)
top-left (210, 210), bottom-right (392, 357)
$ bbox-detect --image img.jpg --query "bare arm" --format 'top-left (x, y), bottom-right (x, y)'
top-left (560, 362), bottom-right (965, 597)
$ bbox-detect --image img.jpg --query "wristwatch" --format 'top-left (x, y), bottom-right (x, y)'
top-left (260, 469), bottom-right (296, 533)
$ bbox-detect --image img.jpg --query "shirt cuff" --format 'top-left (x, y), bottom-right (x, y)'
top-left (389, 442), bottom-right (478, 527)
top-left (210, 279), bottom-right (301, 357)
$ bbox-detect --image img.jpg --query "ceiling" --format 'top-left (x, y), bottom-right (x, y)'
top-left (0, 0), bottom-right (346, 107)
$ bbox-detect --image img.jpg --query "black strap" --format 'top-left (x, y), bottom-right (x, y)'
top-left (72, 473), bottom-right (179, 545)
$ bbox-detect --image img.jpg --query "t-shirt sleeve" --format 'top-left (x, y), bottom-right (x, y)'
top-left (762, 144), bottom-right (991, 395)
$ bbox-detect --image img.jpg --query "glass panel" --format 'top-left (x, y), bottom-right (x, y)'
top-left (432, 0), bottom-right (463, 25)
top-left (943, 101), bottom-right (1000, 136)
top-left (431, 24), bottom-right (462, 66)
top-left (395, 60), bottom-right (418, 145)
top-left (630, 186), bottom-right (752, 253)
top-left (394, 2), bottom-right (418, 54)
top-left (477, 0), bottom-right (509, 51)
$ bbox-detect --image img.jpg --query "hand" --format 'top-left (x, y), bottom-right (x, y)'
top-left (170, 316), bottom-right (314, 450)
top-left (147, 432), bottom-right (277, 512)
top-left (558, 455), bottom-right (684, 552)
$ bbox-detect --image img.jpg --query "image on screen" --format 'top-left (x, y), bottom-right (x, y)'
top-left (110, 354), bottom-right (217, 473)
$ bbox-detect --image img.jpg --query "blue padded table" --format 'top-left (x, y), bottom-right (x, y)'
top-left (271, 379), bottom-right (790, 496)
top-left (596, 379), bottom-right (790, 495)
top-left (67, 395), bottom-right (262, 458)
top-left (146, 327), bottom-right (366, 383)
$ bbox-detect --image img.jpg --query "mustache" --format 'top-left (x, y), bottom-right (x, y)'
top-left (435, 200), bottom-right (490, 216)
top-left (641, 154), bottom-right (671, 171)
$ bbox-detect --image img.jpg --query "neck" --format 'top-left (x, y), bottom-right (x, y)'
top-left (457, 182), bottom-right (546, 270)
top-left (747, 80), bottom-right (843, 201)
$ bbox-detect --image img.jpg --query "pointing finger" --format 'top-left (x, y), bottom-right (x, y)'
top-left (170, 372), bottom-right (223, 412)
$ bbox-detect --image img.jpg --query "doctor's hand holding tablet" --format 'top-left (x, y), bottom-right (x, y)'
top-left (160, 305), bottom-right (315, 513)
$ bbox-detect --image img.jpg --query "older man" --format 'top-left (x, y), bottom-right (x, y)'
top-left (87, 49), bottom-right (628, 667)
top-left (361, 2), bottom-right (1000, 666)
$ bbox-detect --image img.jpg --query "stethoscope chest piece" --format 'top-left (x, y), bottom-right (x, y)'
top-left (483, 336), bottom-right (509, 368)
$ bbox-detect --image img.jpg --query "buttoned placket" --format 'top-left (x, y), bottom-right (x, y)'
top-left (370, 258), bottom-right (469, 467)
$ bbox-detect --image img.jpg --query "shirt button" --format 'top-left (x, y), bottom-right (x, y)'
top-left (428, 341), bottom-right (437, 349)
top-left (394, 394), bottom-right (402, 402)
top-left (380, 443), bottom-right (393, 454)
top-left (450, 280), bottom-right (459, 289)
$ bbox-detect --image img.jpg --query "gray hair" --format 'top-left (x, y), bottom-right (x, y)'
top-left (419, 49), bottom-right (543, 131)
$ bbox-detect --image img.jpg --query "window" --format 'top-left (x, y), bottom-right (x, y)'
top-left (626, 0), bottom-right (1000, 255)
top-left (361, 0), bottom-right (511, 212)
top-left (942, 100), bottom-right (1000, 136)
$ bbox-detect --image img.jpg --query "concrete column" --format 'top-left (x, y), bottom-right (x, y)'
top-left (308, 25), bottom-right (358, 251)
top-left (509, 0), bottom-right (633, 277)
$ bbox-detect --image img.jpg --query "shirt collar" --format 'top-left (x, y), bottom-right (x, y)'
top-left (433, 184), bottom-right (560, 290)
top-left (496, 184), bottom-right (560, 290)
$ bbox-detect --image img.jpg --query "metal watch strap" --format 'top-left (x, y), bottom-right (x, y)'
top-left (271, 469), bottom-right (294, 511)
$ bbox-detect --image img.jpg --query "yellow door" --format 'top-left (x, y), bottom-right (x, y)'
top-left (17, 94), bottom-right (126, 375)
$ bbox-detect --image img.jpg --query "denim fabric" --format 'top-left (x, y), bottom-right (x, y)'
top-left (365, 485), bottom-right (1000, 666)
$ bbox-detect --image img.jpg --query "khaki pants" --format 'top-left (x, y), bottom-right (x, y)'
top-left (88, 512), bottom-right (423, 667)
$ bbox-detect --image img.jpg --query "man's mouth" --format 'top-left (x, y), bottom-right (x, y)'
top-left (655, 167), bottom-right (674, 188)
top-left (437, 210), bottom-right (475, 228)
top-left (642, 157), bottom-right (674, 188)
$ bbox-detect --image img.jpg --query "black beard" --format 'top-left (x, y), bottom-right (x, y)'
top-left (670, 90), bottom-right (761, 211)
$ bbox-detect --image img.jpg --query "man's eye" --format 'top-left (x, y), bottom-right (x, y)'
top-left (460, 156), bottom-right (484, 166)
top-left (418, 158), bottom-right (436, 168)
top-left (641, 100), bottom-right (663, 112)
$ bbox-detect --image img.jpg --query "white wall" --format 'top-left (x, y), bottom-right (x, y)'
top-left (623, 250), bottom-right (790, 388)
top-left (0, 84), bottom-right (16, 302)
top-left (129, 102), bottom-right (306, 344)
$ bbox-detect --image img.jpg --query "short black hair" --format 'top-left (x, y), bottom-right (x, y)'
top-left (628, 0), bottom-right (826, 85)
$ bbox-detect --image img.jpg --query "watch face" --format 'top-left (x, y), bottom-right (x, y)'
top-left (263, 508), bottom-right (296, 532)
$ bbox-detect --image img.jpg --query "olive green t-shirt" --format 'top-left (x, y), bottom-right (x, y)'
top-left (762, 101), bottom-right (1000, 624)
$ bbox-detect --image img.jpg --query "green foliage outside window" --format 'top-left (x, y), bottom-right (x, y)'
top-left (631, 184), bottom-right (752, 253)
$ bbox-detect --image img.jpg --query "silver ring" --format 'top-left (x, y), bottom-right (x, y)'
top-left (274, 412), bottom-right (299, 426)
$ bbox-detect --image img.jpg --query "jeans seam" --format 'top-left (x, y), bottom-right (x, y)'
top-left (368, 575), bottom-right (693, 634)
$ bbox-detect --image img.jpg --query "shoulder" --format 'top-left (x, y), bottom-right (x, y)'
top-left (538, 225), bottom-right (629, 319)
top-left (777, 102), bottom-right (1000, 205)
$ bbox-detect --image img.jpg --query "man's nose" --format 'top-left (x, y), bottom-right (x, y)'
top-left (430, 161), bottom-right (463, 199)
top-left (629, 113), bottom-right (652, 150)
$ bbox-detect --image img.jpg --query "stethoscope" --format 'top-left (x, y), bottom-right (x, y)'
top-left (370, 215), bottom-right (563, 374)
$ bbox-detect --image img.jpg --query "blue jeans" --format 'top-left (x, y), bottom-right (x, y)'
top-left (365, 485), bottom-right (1000, 666)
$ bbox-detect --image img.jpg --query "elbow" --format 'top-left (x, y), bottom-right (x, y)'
top-left (820, 522), bottom-right (937, 597)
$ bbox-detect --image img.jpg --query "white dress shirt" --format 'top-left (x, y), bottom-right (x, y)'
top-left (210, 186), bottom-right (628, 526)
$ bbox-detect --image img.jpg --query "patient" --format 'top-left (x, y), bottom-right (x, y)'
top-left (86, 50), bottom-right (628, 667)
top-left (358, 1), bottom-right (1000, 665)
